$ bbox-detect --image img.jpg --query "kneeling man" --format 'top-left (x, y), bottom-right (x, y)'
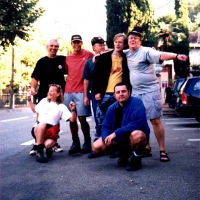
top-left (88, 82), bottom-right (150, 171)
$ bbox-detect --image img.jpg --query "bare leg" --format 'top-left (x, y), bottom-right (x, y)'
top-left (150, 118), bottom-right (165, 151)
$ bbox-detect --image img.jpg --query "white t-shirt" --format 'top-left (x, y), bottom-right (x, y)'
top-left (35, 98), bottom-right (72, 125)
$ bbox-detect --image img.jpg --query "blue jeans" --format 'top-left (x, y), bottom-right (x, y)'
top-left (95, 94), bottom-right (116, 138)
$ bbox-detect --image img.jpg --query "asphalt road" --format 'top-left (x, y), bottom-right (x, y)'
top-left (0, 107), bottom-right (199, 200)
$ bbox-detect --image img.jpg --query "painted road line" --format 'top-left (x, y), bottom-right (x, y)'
top-left (21, 139), bottom-right (35, 146)
top-left (188, 139), bottom-right (200, 142)
top-left (166, 122), bottom-right (198, 124)
top-left (174, 128), bottom-right (200, 131)
top-left (162, 118), bottom-right (195, 121)
top-left (0, 116), bottom-right (29, 122)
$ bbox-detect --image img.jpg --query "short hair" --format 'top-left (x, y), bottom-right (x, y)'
top-left (46, 39), bottom-right (59, 47)
top-left (113, 33), bottom-right (126, 42)
top-left (114, 82), bottom-right (131, 92)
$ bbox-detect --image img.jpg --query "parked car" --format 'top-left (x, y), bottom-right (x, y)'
top-left (175, 76), bottom-right (200, 122)
top-left (165, 78), bottom-right (187, 108)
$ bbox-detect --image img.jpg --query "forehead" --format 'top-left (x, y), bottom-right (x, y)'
top-left (49, 86), bottom-right (57, 91)
top-left (114, 36), bottom-right (124, 42)
top-left (48, 41), bottom-right (59, 46)
top-left (115, 85), bottom-right (127, 91)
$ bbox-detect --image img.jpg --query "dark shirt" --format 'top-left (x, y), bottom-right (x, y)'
top-left (31, 55), bottom-right (66, 100)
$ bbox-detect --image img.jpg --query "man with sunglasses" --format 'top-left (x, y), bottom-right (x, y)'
top-left (30, 39), bottom-right (66, 155)
top-left (64, 35), bottom-right (94, 154)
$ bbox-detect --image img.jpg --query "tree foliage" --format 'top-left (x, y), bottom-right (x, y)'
top-left (106, 0), bottom-right (132, 48)
top-left (0, 0), bottom-right (44, 49)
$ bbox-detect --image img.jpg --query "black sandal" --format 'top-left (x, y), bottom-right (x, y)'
top-left (160, 150), bottom-right (170, 162)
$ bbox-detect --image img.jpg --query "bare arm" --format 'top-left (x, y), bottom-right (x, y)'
top-left (83, 79), bottom-right (89, 106)
top-left (69, 101), bottom-right (77, 122)
top-left (27, 90), bottom-right (36, 113)
top-left (160, 52), bottom-right (188, 62)
top-left (30, 78), bottom-right (38, 95)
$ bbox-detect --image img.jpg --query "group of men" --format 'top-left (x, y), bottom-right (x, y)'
top-left (28, 28), bottom-right (188, 170)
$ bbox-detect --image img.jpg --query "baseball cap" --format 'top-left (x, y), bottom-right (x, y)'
top-left (127, 30), bottom-right (142, 38)
top-left (71, 35), bottom-right (82, 42)
top-left (91, 37), bottom-right (105, 46)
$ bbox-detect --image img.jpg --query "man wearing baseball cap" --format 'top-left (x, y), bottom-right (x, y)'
top-left (83, 36), bottom-right (106, 141)
top-left (64, 34), bottom-right (94, 154)
top-left (124, 27), bottom-right (188, 162)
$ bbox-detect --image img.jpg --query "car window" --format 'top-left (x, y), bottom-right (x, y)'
top-left (193, 81), bottom-right (200, 91)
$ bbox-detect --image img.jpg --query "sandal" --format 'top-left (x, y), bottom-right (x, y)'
top-left (160, 150), bottom-right (170, 162)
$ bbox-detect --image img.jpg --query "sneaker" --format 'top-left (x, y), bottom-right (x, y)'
top-left (81, 142), bottom-right (91, 154)
top-left (68, 142), bottom-right (81, 155)
top-left (117, 157), bottom-right (128, 167)
top-left (36, 151), bottom-right (47, 163)
top-left (46, 148), bottom-right (53, 158)
top-left (126, 153), bottom-right (142, 171)
top-left (88, 151), bottom-right (102, 159)
top-left (29, 144), bottom-right (37, 155)
top-left (53, 143), bottom-right (63, 153)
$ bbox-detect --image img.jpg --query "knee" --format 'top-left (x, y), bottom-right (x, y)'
top-left (44, 139), bottom-right (56, 149)
top-left (130, 130), bottom-right (146, 144)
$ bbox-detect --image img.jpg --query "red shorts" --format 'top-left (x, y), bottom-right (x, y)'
top-left (44, 124), bottom-right (60, 141)
top-left (32, 123), bottom-right (60, 141)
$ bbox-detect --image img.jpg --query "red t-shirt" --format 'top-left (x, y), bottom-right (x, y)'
top-left (65, 49), bottom-right (94, 93)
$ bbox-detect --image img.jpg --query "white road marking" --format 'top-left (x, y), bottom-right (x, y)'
top-left (188, 139), bottom-right (200, 142)
top-left (0, 116), bottom-right (29, 122)
top-left (162, 118), bottom-right (195, 121)
top-left (21, 139), bottom-right (35, 146)
top-left (166, 122), bottom-right (198, 124)
top-left (174, 128), bottom-right (200, 131)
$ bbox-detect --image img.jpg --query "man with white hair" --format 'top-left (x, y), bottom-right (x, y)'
top-left (30, 39), bottom-right (66, 155)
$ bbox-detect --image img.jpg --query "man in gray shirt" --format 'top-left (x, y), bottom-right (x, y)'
top-left (124, 28), bottom-right (188, 162)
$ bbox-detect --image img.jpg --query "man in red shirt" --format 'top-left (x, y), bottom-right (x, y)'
top-left (64, 35), bottom-right (94, 154)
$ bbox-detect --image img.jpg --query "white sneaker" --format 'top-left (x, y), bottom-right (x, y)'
top-left (29, 144), bottom-right (37, 155)
top-left (53, 143), bottom-right (63, 152)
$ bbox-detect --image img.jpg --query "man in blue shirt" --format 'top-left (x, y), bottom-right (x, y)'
top-left (88, 82), bottom-right (150, 171)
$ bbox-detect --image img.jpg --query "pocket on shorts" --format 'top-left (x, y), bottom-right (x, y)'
top-left (153, 94), bottom-right (162, 111)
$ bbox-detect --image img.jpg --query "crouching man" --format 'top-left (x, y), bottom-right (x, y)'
top-left (88, 82), bottom-right (150, 171)
top-left (27, 84), bottom-right (77, 163)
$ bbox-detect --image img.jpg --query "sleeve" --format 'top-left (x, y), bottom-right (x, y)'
top-left (101, 106), bottom-right (115, 141)
top-left (59, 55), bottom-right (67, 75)
top-left (114, 99), bottom-right (150, 138)
top-left (60, 104), bottom-right (72, 121)
top-left (146, 48), bottom-right (162, 64)
top-left (35, 98), bottom-right (46, 113)
top-left (31, 59), bottom-right (42, 81)
top-left (82, 59), bottom-right (91, 80)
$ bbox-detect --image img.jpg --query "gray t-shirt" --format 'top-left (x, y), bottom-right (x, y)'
top-left (124, 46), bottom-right (162, 95)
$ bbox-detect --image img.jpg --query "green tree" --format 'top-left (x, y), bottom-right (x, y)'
top-left (174, 0), bottom-right (190, 78)
top-left (0, 0), bottom-right (44, 50)
top-left (106, 0), bottom-right (154, 48)
top-left (106, 0), bottom-right (132, 48)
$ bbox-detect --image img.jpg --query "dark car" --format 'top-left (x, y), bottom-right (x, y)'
top-left (165, 78), bottom-right (187, 108)
top-left (175, 76), bottom-right (200, 122)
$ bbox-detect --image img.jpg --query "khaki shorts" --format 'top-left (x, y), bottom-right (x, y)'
top-left (132, 89), bottom-right (162, 120)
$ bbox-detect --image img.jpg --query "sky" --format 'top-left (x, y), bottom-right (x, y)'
top-left (36, 0), bottom-right (107, 48)
top-left (35, 0), bottom-right (175, 49)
